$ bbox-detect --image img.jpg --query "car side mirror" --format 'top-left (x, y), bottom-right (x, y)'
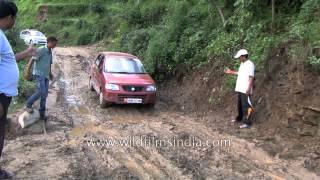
top-left (99, 66), bottom-right (103, 73)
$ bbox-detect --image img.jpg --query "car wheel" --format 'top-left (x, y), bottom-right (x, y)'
top-left (99, 91), bottom-right (111, 108)
top-left (146, 103), bottom-right (155, 109)
top-left (29, 39), bottom-right (33, 45)
top-left (88, 78), bottom-right (94, 91)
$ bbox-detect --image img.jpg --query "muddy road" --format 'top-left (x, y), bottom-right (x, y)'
top-left (2, 47), bottom-right (319, 179)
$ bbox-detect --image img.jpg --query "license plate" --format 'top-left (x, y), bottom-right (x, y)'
top-left (124, 98), bottom-right (142, 104)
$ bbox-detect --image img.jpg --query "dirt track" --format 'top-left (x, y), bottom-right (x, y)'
top-left (2, 47), bottom-right (319, 179)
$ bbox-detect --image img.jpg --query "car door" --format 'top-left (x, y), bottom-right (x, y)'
top-left (96, 55), bottom-right (105, 90)
top-left (91, 54), bottom-right (103, 90)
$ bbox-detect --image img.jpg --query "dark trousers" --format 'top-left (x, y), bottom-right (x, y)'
top-left (0, 93), bottom-right (12, 157)
top-left (236, 92), bottom-right (253, 125)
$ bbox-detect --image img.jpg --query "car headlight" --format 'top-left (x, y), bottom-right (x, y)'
top-left (106, 83), bottom-right (120, 91)
top-left (146, 85), bottom-right (156, 92)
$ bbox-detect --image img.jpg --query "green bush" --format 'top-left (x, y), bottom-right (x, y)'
top-left (308, 56), bottom-right (320, 70)
top-left (15, 0), bottom-right (320, 83)
top-left (77, 31), bottom-right (94, 45)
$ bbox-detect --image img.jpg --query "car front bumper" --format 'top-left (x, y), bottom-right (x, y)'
top-left (103, 90), bottom-right (156, 104)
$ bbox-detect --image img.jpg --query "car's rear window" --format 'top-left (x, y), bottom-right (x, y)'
top-left (104, 57), bottom-right (147, 74)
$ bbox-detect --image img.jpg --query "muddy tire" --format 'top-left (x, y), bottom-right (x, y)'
top-left (99, 92), bottom-right (111, 108)
top-left (88, 78), bottom-right (94, 91)
top-left (145, 103), bottom-right (155, 111)
top-left (146, 103), bottom-right (155, 108)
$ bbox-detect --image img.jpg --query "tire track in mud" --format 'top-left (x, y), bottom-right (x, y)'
top-left (4, 47), bottom-right (317, 179)
top-left (53, 47), bottom-right (319, 180)
top-left (54, 48), bottom-right (189, 179)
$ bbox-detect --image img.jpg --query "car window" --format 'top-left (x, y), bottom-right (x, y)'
top-left (95, 55), bottom-right (104, 66)
top-left (104, 57), bottom-right (147, 74)
top-left (30, 31), bottom-right (44, 36)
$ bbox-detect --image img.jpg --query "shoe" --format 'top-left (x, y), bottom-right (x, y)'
top-left (231, 119), bottom-right (240, 123)
top-left (25, 106), bottom-right (34, 113)
top-left (40, 114), bottom-right (48, 121)
top-left (239, 124), bottom-right (250, 129)
top-left (0, 169), bottom-right (14, 179)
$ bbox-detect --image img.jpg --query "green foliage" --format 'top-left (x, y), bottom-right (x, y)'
top-left (308, 56), bottom-right (320, 70)
top-left (290, 0), bottom-right (320, 46)
top-left (77, 31), bottom-right (94, 45)
top-left (15, 0), bottom-right (320, 84)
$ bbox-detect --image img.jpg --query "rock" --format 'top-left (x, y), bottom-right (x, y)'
top-left (304, 159), bottom-right (319, 173)
top-left (313, 47), bottom-right (320, 58)
top-left (308, 152), bottom-right (320, 159)
top-left (18, 110), bottom-right (40, 128)
top-left (279, 151), bottom-right (296, 160)
top-left (169, 126), bottom-right (175, 131)
top-left (21, 121), bottom-right (45, 134)
top-left (299, 125), bottom-right (318, 137)
top-left (93, 120), bottom-right (101, 126)
top-left (292, 144), bottom-right (305, 151)
top-left (303, 116), bottom-right (320, 126)
top-left (259, 142), bottom-right (283, 157)
top-left (232, 161), bottom-right (251, 174)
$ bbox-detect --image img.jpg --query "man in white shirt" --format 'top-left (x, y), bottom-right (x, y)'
top-left (225, 49), bottom-right (255, 129)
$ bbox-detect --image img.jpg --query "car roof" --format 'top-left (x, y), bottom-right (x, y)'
top-left (100, 52), bottom-right (138, 59)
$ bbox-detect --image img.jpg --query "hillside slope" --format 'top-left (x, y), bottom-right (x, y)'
top-left (13, 0), bottom-right (320, 175)
top-left (16, 0), bottom-right (320, 77)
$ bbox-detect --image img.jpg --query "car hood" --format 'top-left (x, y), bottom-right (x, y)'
top-left (105, 73), bottom-right (155, 85)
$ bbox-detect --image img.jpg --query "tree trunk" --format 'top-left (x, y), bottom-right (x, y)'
top-left (271, 0), bottom-right (275, 32)
top-left (212, 0), bottom-right (226, 28)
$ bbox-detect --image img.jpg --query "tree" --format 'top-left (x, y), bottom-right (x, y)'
top-left (210, 0), bottom-right (226, 28)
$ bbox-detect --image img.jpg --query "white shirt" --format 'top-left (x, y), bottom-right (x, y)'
top-left (235, 60), bottom-right (254, 94)
top-left (0, 29), bottom-right (19, 96)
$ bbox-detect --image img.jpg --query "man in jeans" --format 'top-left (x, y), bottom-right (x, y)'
top-left (25, 37), bottom-right (58, 120)
top-left (225, 49), bottom-right (255, 129)
top-left (0, 1), bottom-right (35, 178)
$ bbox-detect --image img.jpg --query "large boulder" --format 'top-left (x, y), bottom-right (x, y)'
top-left (18, 110), bottom-right (40, 128)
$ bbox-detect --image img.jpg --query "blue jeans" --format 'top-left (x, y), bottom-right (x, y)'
top-left (26, 75), bottom-right (49, 116)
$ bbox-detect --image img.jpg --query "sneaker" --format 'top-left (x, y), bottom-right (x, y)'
top-left (0, 169), bottom-right (14, 179)
top-left (231, 119), bottom-right (241, 123)
top-left (25, 106), bottom-right (34, 113)
top-left (239, 124), bottom-right (250, 129)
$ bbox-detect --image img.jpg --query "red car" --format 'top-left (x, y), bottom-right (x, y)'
top-left (89, 52), bottom-right (157, 108)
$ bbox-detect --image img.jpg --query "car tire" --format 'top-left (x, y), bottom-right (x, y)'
top-left (99, 91), bottom-right (111, 108)
top-left (88, 78), bottom-right (94, 91)
top-left (29, 39), bottom-right (33, 45)
top-left (146, 103), bottom-right (155, 109)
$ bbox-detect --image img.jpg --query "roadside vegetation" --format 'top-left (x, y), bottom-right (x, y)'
top-left (9, 0), bottom-right (320, 100)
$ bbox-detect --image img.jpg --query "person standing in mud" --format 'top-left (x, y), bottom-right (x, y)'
top-left (0, 0), bottom-right (35, 178)
top-left (224, 49), bottom-right (255, 129)
top-left (25, 37), bottom-right (58, 120)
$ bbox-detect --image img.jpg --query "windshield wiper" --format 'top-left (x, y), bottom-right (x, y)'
top-left (108, 71), bottom-right (147, 74)
top-left (108, 71), bottom-right (130, 74)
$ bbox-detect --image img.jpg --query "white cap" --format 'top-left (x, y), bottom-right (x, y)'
top-left (234, 49), bottom-right (248, 58)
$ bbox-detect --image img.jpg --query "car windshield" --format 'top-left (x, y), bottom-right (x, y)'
top-left (30, 31), bottom-right (44, 37)
top-left (104, 57), bottom-right (147, 74)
